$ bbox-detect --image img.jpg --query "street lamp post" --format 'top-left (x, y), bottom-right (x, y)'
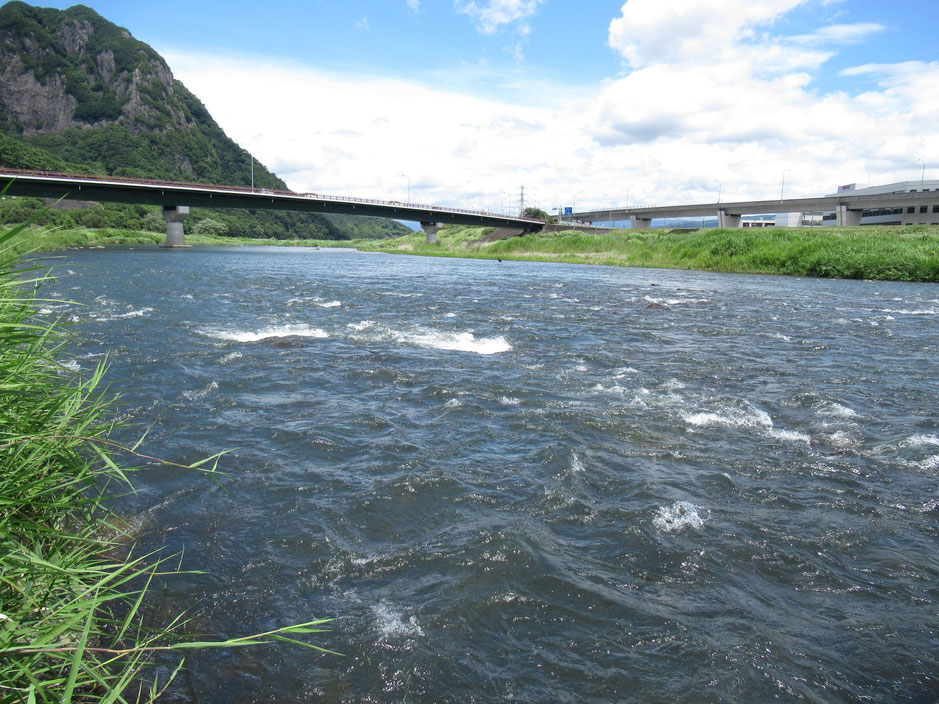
top-left (714, 180), bottom-right (721, 204)
top-left (780, 169), bottom-right (791, 200)
top-left (917, 159), bottom-right (925, 191)
top-left (250, 156), bottom-right (254, 192)
top-left (401, 174), bottom-right (410, 204)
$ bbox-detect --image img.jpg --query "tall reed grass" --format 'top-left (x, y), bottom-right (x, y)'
top-left (0, 212), bottom-right (334, 702)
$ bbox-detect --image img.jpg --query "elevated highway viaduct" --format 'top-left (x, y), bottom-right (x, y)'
top-left (575, 191), bottom-right (939, 229)
top-left (0, 170), bottom-right (544, 247)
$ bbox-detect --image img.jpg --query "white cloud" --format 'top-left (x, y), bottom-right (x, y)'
top-left (407, 0), bottom-right (420, 11)
top-left (456, 0), bottom-right (544, 35)
top-left (789, 22), bottom-right (885, 45)
top-left (354, 16), bottom-right (369, 32)
top-left (158, 2), bottom-right (939, 219)
top-left (608, 0), bottom-right (805, 69)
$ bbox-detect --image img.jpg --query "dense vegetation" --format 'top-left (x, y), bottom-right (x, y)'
top-left (0, 2), bottom-right (409, 240)
top-left (353, 224), bottom-right (939, 282)
top-left (0, 216), bottom-right (334, 701)
top-left (0, 195), bottom-right (410, 241)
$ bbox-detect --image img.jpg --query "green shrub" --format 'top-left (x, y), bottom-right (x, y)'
top-left (192, 217), bottom-right (227, 236)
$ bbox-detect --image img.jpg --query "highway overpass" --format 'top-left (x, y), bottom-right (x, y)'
top-left (574, 190), bottom-right (939, 229)
top-left (0, 170), bottom-right (544, 246)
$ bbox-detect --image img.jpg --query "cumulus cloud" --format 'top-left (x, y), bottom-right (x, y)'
top-left (407, 0), bottom-right (420, 11)
top-left (162, 51), bottom-right (590, 211)
top-left (591, 0), bottom-right (938, 203)
top-left (608, 0), bottom-right (805, 69)
top-left (159, 1), bottom-right (939, 217)
top-left (456, 0), bottom-right (545, 35)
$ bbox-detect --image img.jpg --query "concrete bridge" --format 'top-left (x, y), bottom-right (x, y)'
top-left (0, 170), bottom-right (544, 246)
top-left (574, 190), bottom-right (939, 229)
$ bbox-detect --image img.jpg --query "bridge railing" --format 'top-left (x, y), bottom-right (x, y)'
top-left (0, 168), bottom-right (544, 223)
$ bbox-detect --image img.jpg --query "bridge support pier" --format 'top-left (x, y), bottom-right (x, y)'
top-left (421, 222), bottom-right (441, 244)
top-left (836, 205), bottom-right (862, 227)
top-left (718, 210), bottom-right (741, 228)
top-left (162, 205), bottom-right (191, 248)
top-left (630, 216), bottom-right (652, 229)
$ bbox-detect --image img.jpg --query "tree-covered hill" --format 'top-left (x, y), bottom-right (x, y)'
top-left (0, 2), bottom-right (409, 239)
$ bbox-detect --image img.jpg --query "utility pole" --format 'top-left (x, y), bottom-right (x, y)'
top-left (519, 185), bottom-right (525, 217)
top-left (250, 156), bottom-right (254, 192)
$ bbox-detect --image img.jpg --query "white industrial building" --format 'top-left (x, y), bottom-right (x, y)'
top-left (776, 180), bottom-right (939, 227)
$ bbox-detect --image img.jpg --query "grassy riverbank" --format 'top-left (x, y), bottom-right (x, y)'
top-left (0, 222), bottom-right (331, 701)
top-left (4, 224), bottom-right (334, 255)
top-left (353, 224), bottom-right (939, 282)
top-left (8, 223), bottom-right (939, 282)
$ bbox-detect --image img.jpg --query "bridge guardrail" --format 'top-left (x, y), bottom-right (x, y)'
top-left (0, 168), bottom-right (544, 224)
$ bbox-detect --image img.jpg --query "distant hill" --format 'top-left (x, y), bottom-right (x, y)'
top-left (0, 2), bottom-right (409, 239)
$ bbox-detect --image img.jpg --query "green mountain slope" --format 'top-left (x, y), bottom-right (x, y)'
top-left (0, 2), bottom-right (409, 239)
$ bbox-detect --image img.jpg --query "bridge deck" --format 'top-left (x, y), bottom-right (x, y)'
top-left (0, 170), bottom-right (543, 231)
top-left (576, 191), bottom-right (939, 222)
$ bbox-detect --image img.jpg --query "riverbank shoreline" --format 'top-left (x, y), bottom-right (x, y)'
top-left (10, 223), bottom-right (939, 282)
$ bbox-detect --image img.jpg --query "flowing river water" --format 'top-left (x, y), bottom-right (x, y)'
top-left (35, 246), bottom-right (938, 703)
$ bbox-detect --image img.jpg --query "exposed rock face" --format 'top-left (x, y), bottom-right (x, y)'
top-left (0, 2), bottom-right (194, 136)
top-left (54, 18), bottom-right (93, 55)
top-left (1, 57), bottom-right (76, 135)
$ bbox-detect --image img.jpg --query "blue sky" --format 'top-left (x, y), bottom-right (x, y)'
top-left (11, 1), bottom-right (939, 211)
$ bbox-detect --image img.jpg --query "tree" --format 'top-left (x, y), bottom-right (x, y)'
top-left (522, 206), bottom-right (550, 221)
top-left (192, 218), bottom-right (227, 236)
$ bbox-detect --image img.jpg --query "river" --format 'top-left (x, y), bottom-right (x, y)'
top-left (35, 246), bottom-right (938, 703)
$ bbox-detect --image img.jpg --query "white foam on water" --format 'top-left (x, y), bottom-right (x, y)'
top-left (181, 294), bottom-right (194, 300)
top-left (768, 429), bottom-right (812, 445)
top-left (765, 332), bottom-right (792, 342)
top-left (37, 307), bottom-right (53, 315)
top-left (824, 403), bottom-right (858, 418)
top-left (444, 398), bottom-right (462, 408)
top-left (318, 300), bottom-right (341, 308)
top-left (918, 455), bottom-right (939, 471)
top-left (574, 364), bottom-right (588, 372)
top-left (445, 312), bottom-right (457, 318)
top-left (570, 451), bottom-right (585, 473)
top-left (95, 307), bottom-right (153, 321)
top-left (204, 324), bottom-right (328, 343)
top-left (662, 379), bottom-right (685, 391)
top-left (881, 307), bottom-right (938, 316)
top-left (653, 501), bottom-right (705, 532)
top-left (183, 380), bottom-right (218, 401)
top-left (59, 360), bottom-right (80, 372)
top-left (903, 434), bottom-right (939, 447)
top-left (614, 366), bottom-right (639, 377)
top-left (372, 604), bottom-right (424, 639)
top-left (218, 351), bottom-right (243, 364)
top-left (827, 430), bottom-right (859, 449)
top-left (285, 297), bottom-right (304, 306)
top-left (643, 295), bottom-right (708, 306)
top-left (593, 382), bottom-right (628, 394)
top-left (349, 322), bottom-right (511, 355)
top-left (683, 405), bottom-right (773, 430)
top-left (500, 396), bottom-right (521, 406)
top-left (400, 328), bottom-right (512, 355)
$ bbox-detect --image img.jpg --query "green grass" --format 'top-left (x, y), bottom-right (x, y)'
top-left (3, 225), bottom-right (344, 255)
top-left (353, 224), bottom-right (939, 282)
top-left (0, 215), bottom-right (335, 702)
top-left (10, 222), bottom-right (939, 282)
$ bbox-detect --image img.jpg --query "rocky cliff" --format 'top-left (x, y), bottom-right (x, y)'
top-left (0, 2), bottom-right (410, 239)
